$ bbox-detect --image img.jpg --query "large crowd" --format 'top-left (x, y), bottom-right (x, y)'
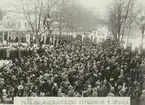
top-left (0, 36), bottom-right (145, 105)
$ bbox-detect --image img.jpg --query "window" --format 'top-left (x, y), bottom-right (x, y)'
top-left (18, 22), bottom-right (21, 27)
top-left (100, 38), bottom-right (102, 41)
top-left (94, 38), bottom-right (97, 42)
top-left (9, 37), bottom-right (12, 42)
top-left (98, 32), bottom-right (100, 36)
top-left (4, 33), bottom-right (8, 41)
top-left (25, 22), bottom-right (27, 27)
top-left (0, 32), bottom-right (2, 36)
top-left (91, 36), bottom-right (93, 41)
top-left (15, 37), bottom-right (18, 43)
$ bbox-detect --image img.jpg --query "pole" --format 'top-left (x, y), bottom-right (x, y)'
top-left (2, 31), bottom-right (4, 44)
top-left (7, 31), bottom-right (10, 46)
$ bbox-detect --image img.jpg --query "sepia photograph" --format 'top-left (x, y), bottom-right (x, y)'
top-left (0, 0), bottom-right (145, 105)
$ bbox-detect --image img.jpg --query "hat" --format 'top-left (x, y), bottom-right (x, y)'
top-left (142, 90), bottom-right (145, 94)
top-left (54, 83), bottom-right (57, 87)
top-left (2, 89), bottom-right (6, 93)
top-left (39, 71), bottom-right (44, 74)
top-left (69, 85), bottom-right (73, 90)
top-left (106, 67), bottom-right (110, 70)
top-left (121, 65), bottom-right (124, 68)
top-left (111, 87), bottom-right (115, 91)
top-left (98, 73), bottom-right (101, 76)
top-left (58, 88), bottom-right (61, 92)
top-left (18, 85), bottom-right (24, 90)
top-left (97, 61), bottom-right (100, 64)
top-left (95, 81), bottom-right (101, 86)
top-left (118, 75), bottom-right (122, 79)
top-left (88, 85), bottom-right (92, 88)
top-left (12, 75), bottom-right (16, 79)
top-left (107, 92), bottom-right (114, 97)
top-left (93, 87), bottom-right (98, 91)
top-left (110, 78), bottom-right (114, 81)
top-left (97, 86), bottom-right (100, 89)
top-left (118, 85), bottom-right (122, 90)
top-left (103, 79), bottom-right (107, 83)
top-left (134, 81), bottom-right (137, 84)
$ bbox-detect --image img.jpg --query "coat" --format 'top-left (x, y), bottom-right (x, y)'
top-left (51, 87), bottom-right (58, 96)
top-left (139, 94), bottom-right (145, 105)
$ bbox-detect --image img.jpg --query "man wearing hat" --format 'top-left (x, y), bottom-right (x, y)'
top-left (51, 83), bottom-right (58, 96)
top-left (68, 85), bottom-right (75, 97)
top-left (139, 90), bottom-right (145, 105)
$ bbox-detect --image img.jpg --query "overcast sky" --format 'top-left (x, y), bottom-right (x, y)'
top-left (0, 0), bottom-right (145, 14)
top-left (80, 0), bottom-right (111, 8)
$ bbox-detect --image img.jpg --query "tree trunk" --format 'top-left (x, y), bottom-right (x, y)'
top-left (121, 35), bottom-right (124, 45)
top-left (127, 34), bottom-right (130, 46)
top-left (49, 31), bottom-right (52, 45)
top-left (117, 34), bottom-right (121, 43)
top-left (59, 26), bottom-right (62, 36)
top-left (127, 27), bottom-right (131, 46)
top-left (141, 32), bottom-right (144, 50)
top-left (35, 33), bottom-right (40, 46)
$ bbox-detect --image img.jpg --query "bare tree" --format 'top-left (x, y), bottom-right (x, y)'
top-left (0, 8), bottom-right (6, 26)
top-left (59, 1), bottom-right (99, 33)
top-left (15, 0), bottom-right (45, 44)
top-left (43, 0), bottom-right (99, 35)
top-left (134, 5), bottom-right (145, 49)
top-left (15, 0), bottom-right (100, 45)
top-left (106, 0), bottom-right (135, 43)
top-left (42, 0), bottom-right (59, 36)
top-left (0, 8), bottom-right (4, 21)
top-left (55, 0), bottom-right (70, 35)
top-left (15, 0), bottom-right (61, 45)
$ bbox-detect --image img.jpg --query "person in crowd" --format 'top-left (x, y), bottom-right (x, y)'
top-left (139, 90), bottom-right (145, 105)
top-left (0, 36), bottom-right (144, 105)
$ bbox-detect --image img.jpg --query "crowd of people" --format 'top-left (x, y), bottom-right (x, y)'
top-left (0, 36), bottom-right (145, 105)
top-left (0, 44), bottom-right (36, 61)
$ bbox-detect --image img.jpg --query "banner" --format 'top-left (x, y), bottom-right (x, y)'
top-left (14, 97), bottom-right (130, 105)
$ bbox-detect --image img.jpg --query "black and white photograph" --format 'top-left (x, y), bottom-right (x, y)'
top-left (0, 0), bottom-right (145, 105)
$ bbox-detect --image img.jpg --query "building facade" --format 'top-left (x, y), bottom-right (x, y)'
top-left (88, 26), bottom-right (112, 43)
top-left (0, 10), bottom-right (31, 44)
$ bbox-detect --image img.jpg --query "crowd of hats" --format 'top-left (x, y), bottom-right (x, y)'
top-left (0, 37), bottom-right (144, 104)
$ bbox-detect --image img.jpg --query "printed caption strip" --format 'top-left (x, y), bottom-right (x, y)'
top-left (13, 97), bottom-right (130, 105)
